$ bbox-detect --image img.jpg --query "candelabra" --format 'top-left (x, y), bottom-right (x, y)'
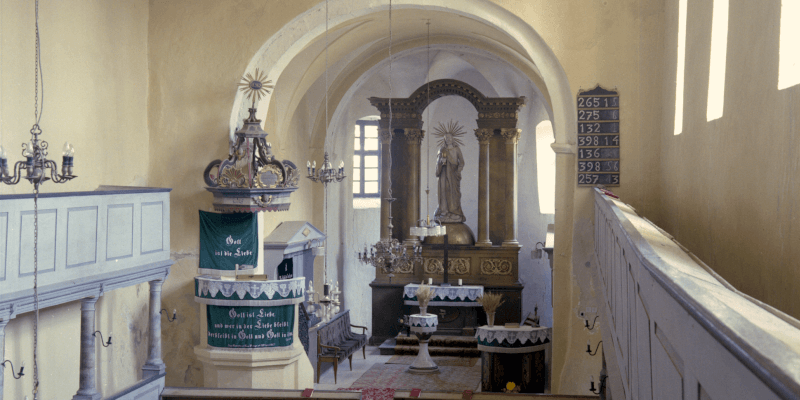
top-left (306, 280), bottom-right (341, 323)
top-left (306, 152), bottom-right (345, 185)
top-left (358, 239), bottom-right (422, 280)
top-left (0, 137), bottom-right (75, 187)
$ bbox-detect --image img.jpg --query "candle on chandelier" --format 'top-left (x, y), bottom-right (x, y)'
top-left (307, 161), bottom-right (312, 176)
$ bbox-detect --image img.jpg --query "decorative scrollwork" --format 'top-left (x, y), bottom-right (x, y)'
top-left (480, 259), bottom-right (512, 275)
top-left (218, 166), bottom-right (248, 188)
top-left (423, 258), bottom-right (470, 275)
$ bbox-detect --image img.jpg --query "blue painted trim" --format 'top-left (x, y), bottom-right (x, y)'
top-left (0, 187), bottom-right (171, 200)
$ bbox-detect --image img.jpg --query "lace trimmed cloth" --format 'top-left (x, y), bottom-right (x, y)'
top-left (403, 284), bottom-right (484, 307)
top-left (409, 313), bottom-right (438, 333)
top-left (195, 275), bottom-right (305, 306)
top-left (475, 325), bottom-right (551, 348)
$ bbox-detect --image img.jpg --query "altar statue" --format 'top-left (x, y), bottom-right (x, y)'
top-left (433, 121), bottom-right (466, 223)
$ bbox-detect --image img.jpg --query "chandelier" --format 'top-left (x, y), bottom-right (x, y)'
top-left (358, 0), bottom-right (422, 280)
top-left (0, 2), bottom-right (76, 398)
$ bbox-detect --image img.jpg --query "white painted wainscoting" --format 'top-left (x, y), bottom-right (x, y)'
top-left (592, 189), bottom-right (800, 400)
top-left (0, 187), bottom-right (172, 319)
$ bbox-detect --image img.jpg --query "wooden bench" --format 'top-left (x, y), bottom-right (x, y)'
top-left (316, 310), bottom-right (368, 383)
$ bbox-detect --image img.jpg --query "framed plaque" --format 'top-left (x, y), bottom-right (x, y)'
top-left (577, 86), bottom-right (620, 186)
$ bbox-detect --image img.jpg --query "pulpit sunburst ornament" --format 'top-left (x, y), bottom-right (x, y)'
top-left (238, 68), bottom-right (274, 108)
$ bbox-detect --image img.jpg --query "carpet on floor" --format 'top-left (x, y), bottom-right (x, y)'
top-left (385, 355), bottom-right (479, 367)
top-left (347, 362), bottom-right (481, 392)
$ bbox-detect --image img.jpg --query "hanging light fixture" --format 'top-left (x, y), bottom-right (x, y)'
top-left (307, 0), bottom-right (346, 186)
top-left (358, 0), bottom-right (422, 281)
top-left (0, 2), bottom-right (77, 398)
top-left (0, 4), bottom-right (76, 187)
top-left (304, 0), bottom-right (346, 309)
top-left (410, 20), bottom-right (446, 240)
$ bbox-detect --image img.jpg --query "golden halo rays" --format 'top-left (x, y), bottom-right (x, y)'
top-left (238, 68), bottom-right (274, 107)
top-left (432, 120), bottom-right (466, 148)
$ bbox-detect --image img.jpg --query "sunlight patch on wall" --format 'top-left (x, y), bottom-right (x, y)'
top-left (674, 0), bottom-right (688, 135)
top-left (536, 121), bottom-right (555, 215)
top-left (778, 0), bottom-right (800, 90)
top-left (707, 0), bottom-right (728, 121)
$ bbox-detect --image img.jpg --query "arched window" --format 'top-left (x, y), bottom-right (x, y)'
top-left (353, 117), bottom-right (381, 205)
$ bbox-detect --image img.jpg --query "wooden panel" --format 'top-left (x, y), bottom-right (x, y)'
top-left (0, 212), bottom-right (6, 280)
top-left (652, 324), bottom-right (683, 400)
top-left (107, 204), bottom-right (134, 260)
top-left (141, 201), bottom-right (164, 254)
top-left (66, 206), bottom-right (98, 268)
top-left (19, 209), bottom-right (57, 276)
top-left (636, 289), bottom-right (653, 400)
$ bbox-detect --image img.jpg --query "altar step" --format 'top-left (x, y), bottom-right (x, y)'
top-left (380, 334), bottom-right (480, 357)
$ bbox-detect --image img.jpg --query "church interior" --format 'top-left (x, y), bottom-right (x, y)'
top-left (1, 0), bottom-right (799, 399)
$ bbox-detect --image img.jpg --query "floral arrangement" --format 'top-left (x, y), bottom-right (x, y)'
top-left (477, 292), bottom-right (504, 315)
top-left (415, 283), bottom-right (436, 311)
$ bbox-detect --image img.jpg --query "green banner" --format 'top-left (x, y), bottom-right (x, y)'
top-left (199, 210), bottom-right (259, 272)
top-left (207, 305), bottom-right (294, 348)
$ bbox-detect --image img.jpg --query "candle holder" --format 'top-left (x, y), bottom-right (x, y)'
top-left (306, 152), bottom-right (346, 186)
top-left (306, 280), bottom-right (341, 323)
top-left (0, 135), bottom-right (76, 187)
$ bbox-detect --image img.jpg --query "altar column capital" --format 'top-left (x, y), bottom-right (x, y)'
top-left (500, 128), bottom-right (522, 144)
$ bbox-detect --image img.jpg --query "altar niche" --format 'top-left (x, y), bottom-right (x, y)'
top-left (368, 79), bottom-right (526, 343)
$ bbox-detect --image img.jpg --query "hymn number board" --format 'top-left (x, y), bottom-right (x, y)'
top-left (577, 86), bottom-right (620, 186)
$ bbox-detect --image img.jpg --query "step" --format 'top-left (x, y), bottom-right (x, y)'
top-left (395, 334), bottom-right (478, 348)
top-left (394, 345), bottom-right (481, 357)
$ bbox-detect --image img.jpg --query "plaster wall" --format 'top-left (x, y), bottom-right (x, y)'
top-left (1, 1), bottom-right (153, 398)
top-left (657, 0), bottom-right (800, 319)
top-left (144, 0), bottom-right (668, 394)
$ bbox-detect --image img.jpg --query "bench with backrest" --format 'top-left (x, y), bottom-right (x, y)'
top-left (316, 309), bottom-right (368, 384)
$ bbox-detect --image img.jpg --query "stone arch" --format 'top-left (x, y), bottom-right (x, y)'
top-left (233, 1), bottom-right (579, 391)
top-left (368, 79), bottom-right (525, 131)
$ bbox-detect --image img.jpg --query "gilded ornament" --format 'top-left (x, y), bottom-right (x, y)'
top-left (480, 259), bottom-right (512, 275)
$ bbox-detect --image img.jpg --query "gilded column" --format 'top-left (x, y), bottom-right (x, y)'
top-left (73, 297), bottom-right (101, 400)
top-left (379, 128), bottom-right (394, 239)
top-left (501, 128), bottom-right (521, 247)
top-left (0, 319), bottom-right (9, 400)
top-left (474, 128), bottom-right (493, 247)
top-left (142, 279), bottom-right (166, 378)
top-left (404, 128), bottom-right (424, 244)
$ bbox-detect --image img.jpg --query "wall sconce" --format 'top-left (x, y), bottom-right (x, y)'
top-left (589, 374), bottom-right (608, 394)
top-left (585, 315), bottom-right (599, 331)
top-left (92, 331), bottom-right (112, 347)
top-left (1, 360), bottom-right (24, 379)
top-left (533, 241), bottom-right (546, 259)
top-left (160, 308), bottom-right (177, 322)
top-left (587, 340), bottom-right (603, 356)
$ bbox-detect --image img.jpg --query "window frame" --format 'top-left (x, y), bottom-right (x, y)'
top-left (353, 119), bottom-right (381, 198)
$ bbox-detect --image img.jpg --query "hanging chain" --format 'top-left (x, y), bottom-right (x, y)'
top-left (425, 20), bottom-right (431, 218)
top-left (33, 185), bottom-right (40, 399)
top-left (386, 0), bottom-right (393, 199)
top-left (325, 0), bottom-right (329, 141)
top-left (34, 0), bottom-right (43, 127)
top-left (33, 1), bottom-right (43, 398)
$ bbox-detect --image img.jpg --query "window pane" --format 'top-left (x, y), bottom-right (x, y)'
top-left (354, 138), bottom-right (361, 151)
top-left (353, 182), bottom-right (361, 194)
top-left (364, 168), bottom-right (378, 181)
top-left (364, 138), bottom-right (378, 151)
top-left (365, 125), bottom-right (378, 138)
top-left (365, 182), bottom-right (379, 193)
top-left (354, 125), bottom-right (361, 137)
top-left (352, 169), bottom-right (361, 181)
top-left (364, 156), bottom-right (378, 168)
top-left (353, 155), bottom-right (361, 168)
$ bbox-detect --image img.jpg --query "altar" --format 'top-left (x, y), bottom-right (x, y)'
top-left (403, 283), bottom-right (483, 336)
top-left (367, 79), bottom-right (527, 345)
